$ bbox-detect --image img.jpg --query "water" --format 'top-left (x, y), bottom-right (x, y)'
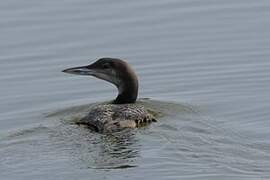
top-left (1, 0), bottom-right (270, 179)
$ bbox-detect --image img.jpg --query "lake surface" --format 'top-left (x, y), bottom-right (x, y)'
top-left (1, 0), bottom-right (270, 179)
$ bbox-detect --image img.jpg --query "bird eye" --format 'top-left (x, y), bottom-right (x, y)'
top-left (102, 63), bottom-right (110, 69)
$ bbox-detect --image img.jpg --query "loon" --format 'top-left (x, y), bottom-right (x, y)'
top-left (62, 58), bottom-right (156, 133)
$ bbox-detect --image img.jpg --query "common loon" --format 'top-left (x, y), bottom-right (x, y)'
top-left (62, 58), bottom-right (156, 133)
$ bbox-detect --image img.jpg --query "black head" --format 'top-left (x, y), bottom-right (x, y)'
top-left (62, 58), bottom-right (138, 104)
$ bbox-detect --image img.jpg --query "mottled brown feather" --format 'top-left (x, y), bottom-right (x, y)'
top-left (78, 103), bottom-right (155, 133)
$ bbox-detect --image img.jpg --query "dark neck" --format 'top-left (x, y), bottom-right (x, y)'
top-left (114, 90), bottom-right (137, 104)
top-left (113, 75), bottom-right (138, 104)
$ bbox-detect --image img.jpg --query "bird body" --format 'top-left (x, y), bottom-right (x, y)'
top-left (78, 103), bottom-right (155, 133)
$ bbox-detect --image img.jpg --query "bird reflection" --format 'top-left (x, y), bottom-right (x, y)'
top-left (52, 123), bottom-right (140, 169)
top-left (90, 129), bottom-right (139, 169)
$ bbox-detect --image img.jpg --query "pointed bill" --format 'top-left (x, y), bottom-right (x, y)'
top-left (62, 66), bottom-right (95, 76)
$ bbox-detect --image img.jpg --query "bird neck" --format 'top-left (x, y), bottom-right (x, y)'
top-left (114, 74), bottom-right (138, 104)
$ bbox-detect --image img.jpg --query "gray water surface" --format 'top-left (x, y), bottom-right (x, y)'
top-left (1, 0), bottom-right (270, 179)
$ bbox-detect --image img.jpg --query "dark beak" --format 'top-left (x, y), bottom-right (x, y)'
top-left (62, 65), bottom-right (95, 76)
top-left (62, 63), bottom-right (113, 84)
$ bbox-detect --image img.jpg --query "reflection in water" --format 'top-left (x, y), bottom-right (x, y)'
top-left (91, 131), bottom-right (139, 169)
top-left (50, 122), bottom-right (140, 169)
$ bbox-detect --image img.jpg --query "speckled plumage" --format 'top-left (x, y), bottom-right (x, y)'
top-left (78, 103), bottom-right (156, 133)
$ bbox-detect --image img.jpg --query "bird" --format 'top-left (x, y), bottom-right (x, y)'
top-left (62, 58), bottom-right (156, 133)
